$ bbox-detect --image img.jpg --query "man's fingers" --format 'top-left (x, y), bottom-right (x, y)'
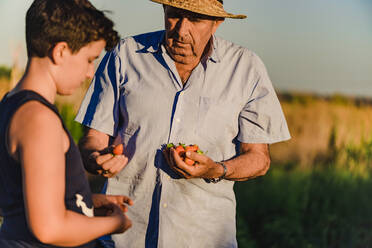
top-left (98, 145), bottom-right (115, 155)
top-left (171, 147), bottom-right (183, 164)
top-left (96, 153), bottom-right (114, 165)
top-left (171, 166), bottom-right (190, 178)
top-left (170, 148), bottom-right (192, 178)
top-left (185, 151), bottom-right (207, 164)
top-left (162, 148), bottom-right (172, 166)
top-left (99, 154), bottom-right (128, 177)
top-left (106, 155), bottom-right (128, 176)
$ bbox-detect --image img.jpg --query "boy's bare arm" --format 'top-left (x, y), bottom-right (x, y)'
top-left (9, 102), bottom-right (131, 246)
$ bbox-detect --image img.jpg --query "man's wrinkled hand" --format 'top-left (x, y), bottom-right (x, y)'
top-left (167, 148), bottom-right (223, 180)
top-left (89, 145), bottom-right (128, 177)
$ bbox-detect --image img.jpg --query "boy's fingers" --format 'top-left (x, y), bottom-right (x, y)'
top-left (108, 195), bottom-right (134, 206)
top-left (116, 195), bottom-right (134, 206)
top-left (122, 196), bottom-right (134, 206)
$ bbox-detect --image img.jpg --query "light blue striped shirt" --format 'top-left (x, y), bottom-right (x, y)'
top-left (76, 30), bottom-right (290, 248)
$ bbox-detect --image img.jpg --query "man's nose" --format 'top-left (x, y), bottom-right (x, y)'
top-left (175, 17), bottom-right (190, 37)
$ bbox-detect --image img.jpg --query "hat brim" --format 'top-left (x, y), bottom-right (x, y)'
top-left (150, 0), bottom-right (247, 19)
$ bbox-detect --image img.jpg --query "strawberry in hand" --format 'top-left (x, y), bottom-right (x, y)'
top-left (164, 143), bottom-right (204, 166)
top-left (112, 144), bottom-right (124, 155)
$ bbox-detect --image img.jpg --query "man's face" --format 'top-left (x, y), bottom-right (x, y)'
top-left (164, 6), bottom-right (223, 65)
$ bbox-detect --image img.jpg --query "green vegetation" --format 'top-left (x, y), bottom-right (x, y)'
top-left (0, 65), bottom-right (11, 79)
top-left (235, 166), bottom-right (372, 247)
top-left (56, 102), bottom-right (85, 143)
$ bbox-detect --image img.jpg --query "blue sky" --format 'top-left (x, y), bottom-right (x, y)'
top-left (0, 0), bottom-right (371, 96)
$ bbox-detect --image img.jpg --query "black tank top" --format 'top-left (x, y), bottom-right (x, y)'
top-left (0, 90), bottom-right (96, 248)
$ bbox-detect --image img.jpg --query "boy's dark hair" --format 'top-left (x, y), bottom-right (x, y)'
top-left (26, 0), bottom-right (120, 58)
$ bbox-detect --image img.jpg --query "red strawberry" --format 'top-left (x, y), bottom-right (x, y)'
top-left (164, 143), bottom-right (203, 166)
top-left (113, 144), bottom-right (124, 155)
top-left (185, 144), bottom-right (198, 152)
top-left (175, 145), bottom-right (186, 157)
top-left (184, 157), bottom-right (195, 166)
top-left (184, 145), bottom-right (199, 165)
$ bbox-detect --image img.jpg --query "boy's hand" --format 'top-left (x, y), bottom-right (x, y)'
top-left (108, 203), bottom-right (132, 234)
top-left (93, 194), bottom-right (133, 216)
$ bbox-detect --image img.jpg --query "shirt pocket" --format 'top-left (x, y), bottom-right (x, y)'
top-left (196, 96), bottom-right (241, 160)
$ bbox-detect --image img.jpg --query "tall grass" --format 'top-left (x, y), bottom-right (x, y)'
top-left (271, 94), bottom-right (372, 167)
top-left (235, 165), bottom-right (372, 247)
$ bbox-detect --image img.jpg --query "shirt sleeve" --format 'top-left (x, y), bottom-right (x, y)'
top-left (237, 54), bottom-right (291, 144)
top-left (75, 48), bottom-right (122, 137)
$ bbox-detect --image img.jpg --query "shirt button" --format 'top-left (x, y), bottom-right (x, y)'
top-left (163, 203), bottom-right (168, 208)
top-left (167, 175), bottom-right (171, 180)
top-left (176, 118), bottom-right (180, 123)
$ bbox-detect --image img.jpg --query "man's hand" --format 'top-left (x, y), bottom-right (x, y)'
top-left (88, 146), bottom-right (128, 178)
top-left (79, 128), bottom-right (128, 177)
top-left (163, 147), bottom-right (224, 179)
top-left (163, 143), bottom-right (271, 181)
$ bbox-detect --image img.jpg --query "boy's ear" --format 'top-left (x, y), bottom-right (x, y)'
top-left (50, 42), bottom-right (70, 65)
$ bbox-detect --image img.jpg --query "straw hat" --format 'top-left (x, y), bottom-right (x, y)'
top-left (150, 0), bottom-right (247, 19)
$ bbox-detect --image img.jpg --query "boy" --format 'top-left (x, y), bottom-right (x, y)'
top-left (0, 0), bottom-right (132, 247)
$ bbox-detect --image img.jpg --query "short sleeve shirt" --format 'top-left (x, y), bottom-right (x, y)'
top-left (76, 30), bottom-right (290, 248)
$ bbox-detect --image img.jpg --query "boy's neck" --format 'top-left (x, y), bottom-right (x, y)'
top-left (11, 58), bottom-right (57, 104)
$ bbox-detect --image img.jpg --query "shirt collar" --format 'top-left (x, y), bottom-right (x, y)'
top-left (143, 31), bottom-right (165, 53)
top-left (208, 35), bottom-right (221, 63)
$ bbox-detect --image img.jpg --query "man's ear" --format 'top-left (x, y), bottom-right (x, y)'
top-left (50, 42), bottom-right (69, 65)
top-left (212, 19), bottom-right (224, 33)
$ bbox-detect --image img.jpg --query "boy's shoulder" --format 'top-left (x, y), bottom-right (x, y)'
top-left (12, 99), bottom-right (62, 134)
top-left (6, 97), bottom-right (65, 159)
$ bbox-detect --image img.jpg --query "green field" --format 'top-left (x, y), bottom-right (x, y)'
top-left (235, 166), bottom-right (372, 247)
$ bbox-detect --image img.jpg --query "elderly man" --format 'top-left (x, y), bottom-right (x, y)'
top-left (76, 0), bottom-right (290, 247)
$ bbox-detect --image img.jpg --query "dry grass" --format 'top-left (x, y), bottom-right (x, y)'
top-left (270, 99), bottom-right (372, 166)
top-left (0, 78), bottom-right (12, 97)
